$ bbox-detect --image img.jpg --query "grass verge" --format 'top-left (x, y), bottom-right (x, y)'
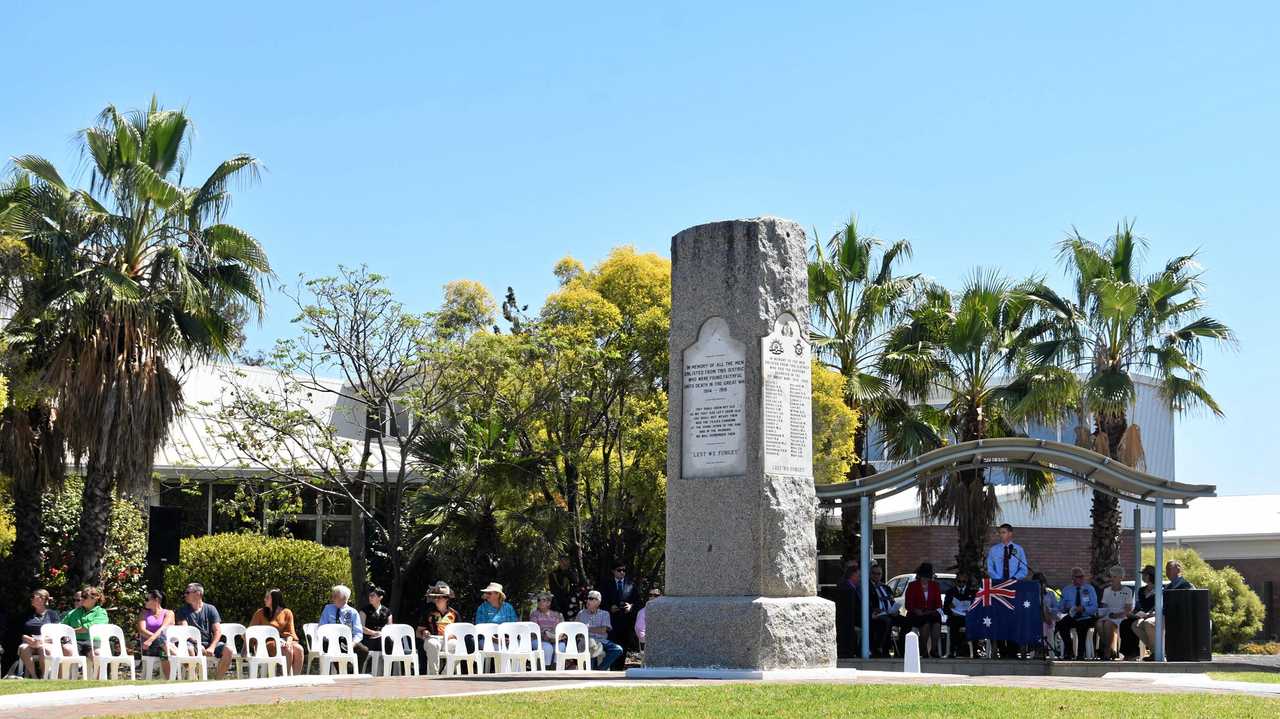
top-left (107, 683), bottom-right (1280, 718)
top-left (1209, 671), bottom-right (1280, 685)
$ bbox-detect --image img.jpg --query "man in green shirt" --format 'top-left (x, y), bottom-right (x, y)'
top-left (62, 586), bottom-right (109, 656)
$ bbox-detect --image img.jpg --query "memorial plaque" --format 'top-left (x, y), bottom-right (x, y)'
top-left (761, 312), bottom-right (813, 478)
top-left (682, 316), bottom-right (747, 478)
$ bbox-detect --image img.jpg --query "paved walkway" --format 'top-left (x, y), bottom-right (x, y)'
top-left (3, 669), bottom-right (1277, 718)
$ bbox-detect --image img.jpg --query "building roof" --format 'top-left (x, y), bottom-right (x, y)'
top-left (869, 479), bottom-right (1173, 530)
top-left (1142, 495), bottom-right (1280, 540)
top-left (154, 363), bottom-right (408, 481)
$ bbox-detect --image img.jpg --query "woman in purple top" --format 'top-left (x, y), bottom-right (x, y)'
top-left (137, 589), bottom-right (175, 673)
top-left (17, 589), bottom-right (61, 678)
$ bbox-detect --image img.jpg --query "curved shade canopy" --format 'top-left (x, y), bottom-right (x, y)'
top-left (815, 437), bottom-right (1214, 509)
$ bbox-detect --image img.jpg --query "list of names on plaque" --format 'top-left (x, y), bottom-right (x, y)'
top-left (682, 317), bottom-right (747, 478)
top-left (761, 313), bottom-right (813, 478)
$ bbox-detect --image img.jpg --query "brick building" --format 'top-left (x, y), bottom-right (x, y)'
top-left (1143, 495), bottom-right (1280, 641)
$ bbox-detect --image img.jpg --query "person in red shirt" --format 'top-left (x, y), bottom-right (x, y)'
top-left (904, 562), bottom-right (944, 658)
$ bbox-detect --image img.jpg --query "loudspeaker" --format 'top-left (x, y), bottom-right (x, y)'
top-left (147, 505), bottom-right (183, 565)
top-left (1165, 589), bottom-right (1212, 661)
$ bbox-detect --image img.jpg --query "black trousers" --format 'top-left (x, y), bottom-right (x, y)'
top-left (945, 613), bottom-right (967, 654)
top-left (1055, 615), bottom-right (1097, 659)
top-left (868, 614), bottom-right (895, 657)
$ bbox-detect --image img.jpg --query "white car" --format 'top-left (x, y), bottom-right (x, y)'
top-left (887, 572), bottom-right (957, 615)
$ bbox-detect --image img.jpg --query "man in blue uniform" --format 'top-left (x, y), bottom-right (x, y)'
top-left (986, 523), bottom-right (1029, 581)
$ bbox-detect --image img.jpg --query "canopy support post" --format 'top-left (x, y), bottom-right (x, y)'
top-left (860, 495), bottom-right (871, 660)
top-left (1154, 498), bottom-right (1165, 662)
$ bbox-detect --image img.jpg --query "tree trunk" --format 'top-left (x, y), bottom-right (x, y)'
top-left (70, 465), bottom-right (117, 589)
top-left (1088, 412), bottom-right (1127, 582)
top-left (565, 460), bottom-right (587, 582)
top-left (350, 495), bottom-right (368, 597)
top-left (954, 469), bottom-right (989, 580)
top-left (0, 403), bottom-right (63, 604)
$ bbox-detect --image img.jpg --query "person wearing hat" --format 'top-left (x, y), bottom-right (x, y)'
top-left (529, 591), bottom-right (565, 668)
top-left (1096, 565), bottom-right (1134, 660)
top-left (475, 582), bottom-right (517, 625)
top-left (417, 582), bottom-right (460, 675)
top-left (634, 587), bottom-right (662, 648)
top-left (904, 563), bottom-right (944, 659)
top-left (576, 589), bottom-right (623, 670)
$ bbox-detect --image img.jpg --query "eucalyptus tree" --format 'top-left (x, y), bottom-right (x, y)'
top-left (1024, 221), bottom-right (1234, 579)
top-left (12, 99), bottom-right (271, 587)
top-left (879, 271), bottom-right (1073, 578)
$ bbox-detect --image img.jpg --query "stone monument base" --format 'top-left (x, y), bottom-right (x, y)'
top-left (641, 595), bottom-right (836, 670)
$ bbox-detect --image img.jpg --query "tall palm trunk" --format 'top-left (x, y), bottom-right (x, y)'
top-left (1088, 411), bottom-right (1127, 581)
top-left (0, 403), bottom-right (65, 604)
top-left (954, 404), bottom-right (991, 580)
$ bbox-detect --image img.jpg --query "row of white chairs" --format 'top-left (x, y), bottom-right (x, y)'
top-left (21, 619), bottom-right (597, 681)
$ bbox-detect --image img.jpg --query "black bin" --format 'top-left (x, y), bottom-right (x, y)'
top-left (1164, 589), bottom-right (1212, 661)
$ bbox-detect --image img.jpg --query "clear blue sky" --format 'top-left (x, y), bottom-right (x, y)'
top-left (6, 3), bottom-right (1276, 494)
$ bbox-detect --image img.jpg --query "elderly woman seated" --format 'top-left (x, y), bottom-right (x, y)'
top-left (529, 591), bottom-right (565, 668)
top-left (319, 584), bottom-right (367, 664)
top-left (904, 563), bottom-right (944, 659)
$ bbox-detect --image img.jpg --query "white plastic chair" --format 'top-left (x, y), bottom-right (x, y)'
top-left (441, 622), bottom-right (481, 676)
top-left (315, 624), bottom-right (359, 675)
top-left (244, 625), bottom-right (289, 678)
top-left (501, 622), bottom-right (543, 672)
top-left (218, 623), bottom-right (249, 678)
top-left (39, 624), bottom-right (88, 680)
top-left (164, 625), bottom-right (208, 680)
top-left (302, 622), bottom-right (321, 674)
top-left (554, 622), bottom-right (591, 671)
top-left (378, 624), bottom-right (419, 676)
top-left (475, 622), bottom-right (504, 673)
top-left (1067, 627), bottom-right (1097, 660)
top-left (89, 624), bottom-right (136, 680)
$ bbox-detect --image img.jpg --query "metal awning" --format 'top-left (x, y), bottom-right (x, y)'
top-left (815, 437), bottom-right (1215, 509)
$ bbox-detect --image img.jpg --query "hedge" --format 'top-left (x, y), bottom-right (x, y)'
top-left (1141, 547), bottom-right (1266, 651)
top-left (164, 533), bottom-right (351, 625)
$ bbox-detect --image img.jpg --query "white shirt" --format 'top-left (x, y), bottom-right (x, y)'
top-left (1100, 585), bottom-right (1133, 620)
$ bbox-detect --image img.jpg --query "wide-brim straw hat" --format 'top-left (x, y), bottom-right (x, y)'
top-left (427, 582), bottom-right (455, 599)
top-left (480, 582), bottom-right (506, 600)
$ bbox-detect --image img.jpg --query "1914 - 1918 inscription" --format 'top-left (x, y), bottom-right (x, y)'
top-left (682, 316), bottom-right (746, 478)
top-left (761, 312), bottom-right (813, 478)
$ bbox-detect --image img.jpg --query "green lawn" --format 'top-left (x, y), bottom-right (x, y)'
top-left (0, 680), bottom-right (127, 696)
top-left (1210, 672), bottom-right (1280, 685)
top-left (113, 684), bottom-right (1279, 719)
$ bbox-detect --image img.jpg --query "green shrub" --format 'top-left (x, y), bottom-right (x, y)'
top-left (165, 533), bottom-right (351, 625)
top-left (40, 475), bottom-right (147, 622)
top-left (1238, 641), bottom-right (1280, 656)
top-left (1142, 547), bottom-right (1266, 651)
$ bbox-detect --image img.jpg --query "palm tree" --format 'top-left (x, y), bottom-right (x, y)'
top-left (879, 271), bottom-right (1072, 579)
top-left (807, 217), bottom-right (917, 554)
top-left (12, 99), bottom-right (271, 587)
top-left (0, 170), bottom-right (91, 600)
top-left (1024, 221), bottom-right (1234, 579)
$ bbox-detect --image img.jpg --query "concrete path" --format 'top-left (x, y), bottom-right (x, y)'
top-left (2, 669), bottom-right (1277, 718)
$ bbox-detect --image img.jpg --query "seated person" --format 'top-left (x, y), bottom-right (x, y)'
top-left (177, 583), bottom-right (232, 678)
top-left (474, 583), bottom-right (517, 624)
top-left (137, 589), bottom-right (175, 676)
top-left (635, 587), bottom-right (661, 648)
top-left (1124, 565), bottom-right (1156, 660)
top-left (903, 563), bottom-right (943, 659)
top-left (319, 584), bottom-right (367, 665)
top-left (17, 589), bottom-right (61, 678)
top-left (575, 590), bottom-right (623, 670)
top-left (1096, 566), bottom-right (1133, 660)
top-left (250, 588), bottom-right (303, 675)
top-left (529, 591), bottom-right (565, 667)
top-left (62, 586), bottom-right (109, 657)
top-left (1031, 572), bottom-right (1058, 657)
top-left (944, 571), bottom-right (976, 657)
top-left (1165, 560), bottom-right (1194, 590)
top-left (868, 563), bottom-right (897, 658)
top-left (417, 582), bottom-right (460, 674)
top-left (1054, 567), bottom-right (1098, 660)
top-left (360, 587), bottom-right (392, 655)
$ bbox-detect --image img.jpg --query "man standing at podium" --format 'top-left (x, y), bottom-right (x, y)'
top-left (986, 524), bottom-right (1029, 581)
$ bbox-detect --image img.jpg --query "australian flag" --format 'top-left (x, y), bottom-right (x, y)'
top-left (965, 579), bottom-right (1042, 646)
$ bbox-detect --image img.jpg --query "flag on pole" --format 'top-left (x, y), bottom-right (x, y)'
top-left (965, 579), bottom-right (1043, 646)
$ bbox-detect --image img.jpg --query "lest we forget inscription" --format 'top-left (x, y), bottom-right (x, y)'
top-left (681, 316), bottom-right (746, 478)
top-left (761, 312), bottom-right (813, 478)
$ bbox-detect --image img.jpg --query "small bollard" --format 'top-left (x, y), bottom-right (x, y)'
top-left (903, 630), bottom-right (921, 673)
